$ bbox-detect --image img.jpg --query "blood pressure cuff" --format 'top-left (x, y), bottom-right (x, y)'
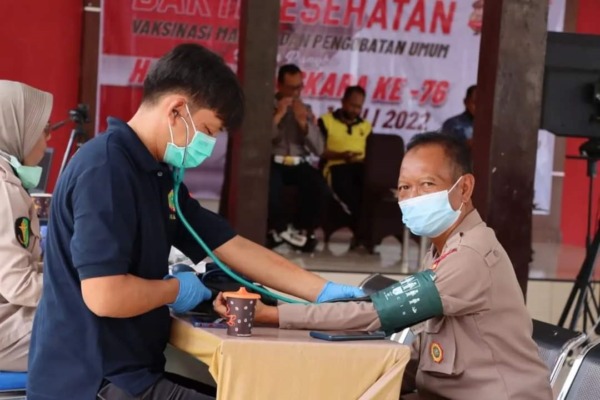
top-left (190, 263), bottom-right (277, 317)
top-left (370, 270), bottom-right (443, 335)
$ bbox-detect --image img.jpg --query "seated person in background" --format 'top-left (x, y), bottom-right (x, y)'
top-left (215, 133), bottom-right (552, 400)
top-left (268, 64), bottom-right (328, 253)
top-left (318, 86), bottom-right (371, 247)
top-left (440, 85), bottom-right (476, 146)
top-left (0, 81), bottom-right (52, 371)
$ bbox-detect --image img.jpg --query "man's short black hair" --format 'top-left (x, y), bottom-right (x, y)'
top-left (465, 85), bottom-right (477, 100)
top-left (277, 64), bottom-right (302, 84)
top-left (407, 132), bottom-right (473, 178)
top-left (342, 85), bottom-right (366, 101)
top-left (142, 43), bottom-right (244, 132)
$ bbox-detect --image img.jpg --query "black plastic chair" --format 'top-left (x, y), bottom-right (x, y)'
top-left (531, 319), bottom-right (586, 387)
top-left (356, 134), bottom-right (405, 253)
top-left (557, 338), bottom-right (600, 400)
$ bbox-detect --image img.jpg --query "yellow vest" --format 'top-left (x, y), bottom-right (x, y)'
top-left (321, 111), bottom-right (371, 182)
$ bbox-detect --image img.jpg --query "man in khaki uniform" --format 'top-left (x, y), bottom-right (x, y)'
top-left (0, 81), bottom-right (52, 371)
top-left (267, 63), bottom-right (327, 252)
top-left (215, 133), bottom-right (552, 399)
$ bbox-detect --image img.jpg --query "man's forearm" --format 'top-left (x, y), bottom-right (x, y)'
top-left (81, 274), bottom-right (179, 318)
top-left (304, 122), bottom-right (324, 155)
top-left (214, 236), bottom-right (326, 301)
top-left (272, 121), bottom-right (283, 142)
top-left (273, 112), bottom-right (285, 127)
top-left (256, 305), bottom-right (280, 325)
top-left (277, 302), bottom-right (381, 331)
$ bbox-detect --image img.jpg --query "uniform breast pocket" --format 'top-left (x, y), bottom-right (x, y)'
top-left (419, 317), bottom-right (464, 377)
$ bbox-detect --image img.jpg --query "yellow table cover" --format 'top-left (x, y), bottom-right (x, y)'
top-left (170, 318), bottom-right (410, 400)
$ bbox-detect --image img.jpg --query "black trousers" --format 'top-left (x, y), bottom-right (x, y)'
top-left (97, 373), bottom-right (216, 400)
top-left (268, 161), bottom-right (329, 233)
top-left (329, 163), bottom-right (365, 230)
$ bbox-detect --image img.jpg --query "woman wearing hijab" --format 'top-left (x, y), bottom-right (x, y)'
top-left (0, 80), bottom-right (53, 371)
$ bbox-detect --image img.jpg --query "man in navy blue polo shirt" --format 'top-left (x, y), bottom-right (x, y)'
top-left (27, 44), bottom-right (363, 400)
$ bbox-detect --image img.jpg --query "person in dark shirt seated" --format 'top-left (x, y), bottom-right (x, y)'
top-left (441, 85), bottom-right (476, 146)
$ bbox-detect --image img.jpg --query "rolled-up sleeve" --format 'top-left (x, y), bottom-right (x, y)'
top-left (0, 180), bottom-right (42, 307)
top-left (304, 121), bottom-right (324, 156)
top-left (272, 122), bottom-right (283, 143)
top-left (278, 301), bottom-right (381, 331)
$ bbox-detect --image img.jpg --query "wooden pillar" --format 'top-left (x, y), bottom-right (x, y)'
top-left (472, 0), bottom-right (550, 297)
top-left (220, 0), bottom-right (280, 243)
top-left (79, 0), bottom-right (100, 132)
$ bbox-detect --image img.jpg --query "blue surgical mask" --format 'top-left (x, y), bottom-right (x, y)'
top-left (1, 153), bottom-right (42, 190)
top-left (399, 177), bottom-right (464, 238)
top-left (163, 104), bottom-right (216, 169)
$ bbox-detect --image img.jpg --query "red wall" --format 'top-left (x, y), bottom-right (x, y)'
top-left (0, 0), bottom-right (83, 192)
top-left (560, 0), bottom-right (600, 246)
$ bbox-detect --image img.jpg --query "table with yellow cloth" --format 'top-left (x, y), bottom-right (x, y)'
top-left (170, 317), bottom-right (411, 400)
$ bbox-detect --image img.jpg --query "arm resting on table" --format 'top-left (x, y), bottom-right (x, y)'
top-left (81, 274), bottom-right (179, 318)
top-left (278, 301), bottom-right (381, 331)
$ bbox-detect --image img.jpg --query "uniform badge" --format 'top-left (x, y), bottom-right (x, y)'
top-left (430, 249), bottom-right (458, 271)
top-left (430, 342), bottom-right (444, 363)
top-left (167, 190), bottom-right (177, 220)
top-left (15, 217), bottom-right (31, 248)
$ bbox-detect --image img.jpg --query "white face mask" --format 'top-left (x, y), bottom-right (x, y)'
top-left (399, 177), bottom-right (463, 238)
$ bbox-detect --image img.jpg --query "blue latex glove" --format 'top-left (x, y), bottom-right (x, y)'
top-left (164, 271), bottom-right (212, 313)
top-left (316, 281), bottom-right (366, 303)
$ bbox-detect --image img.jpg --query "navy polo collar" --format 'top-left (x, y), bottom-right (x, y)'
top-left (106, 117), bottom-right (165, 172)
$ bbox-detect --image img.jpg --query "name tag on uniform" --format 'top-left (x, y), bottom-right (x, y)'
top-left (431, 249), bottom-right (457, 271)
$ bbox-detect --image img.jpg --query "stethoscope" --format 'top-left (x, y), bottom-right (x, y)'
top-left (171, 113), bottom-right (306, 304)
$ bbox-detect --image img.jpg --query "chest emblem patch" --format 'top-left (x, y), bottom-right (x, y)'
top-left (430, 342), bottom-right (444, 363)
top-left (15, 217), bottom-right (31, 248)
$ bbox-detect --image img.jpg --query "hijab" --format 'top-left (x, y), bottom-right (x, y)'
top-left (0, 80), bottom-right (53, 163)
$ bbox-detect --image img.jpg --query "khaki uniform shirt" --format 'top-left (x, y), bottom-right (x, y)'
top-left (279, 210), bottom-right (552, 400)
top-left (272, 104), bottom-right (324, 158)
top-left (0, 157), bottom-right (43, 353)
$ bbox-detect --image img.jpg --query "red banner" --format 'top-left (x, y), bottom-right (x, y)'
top-left (98, 0), bottom-right (565, 209)
top-left (97, 0), bottom-right (241, 132)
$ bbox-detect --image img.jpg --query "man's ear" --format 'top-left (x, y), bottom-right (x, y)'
top-left (461, 173), bottom-right (475, 202)
top-left (164, 95), bottom-right (187, 125)
top-left (167, 108), bottom-right (178, 127)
